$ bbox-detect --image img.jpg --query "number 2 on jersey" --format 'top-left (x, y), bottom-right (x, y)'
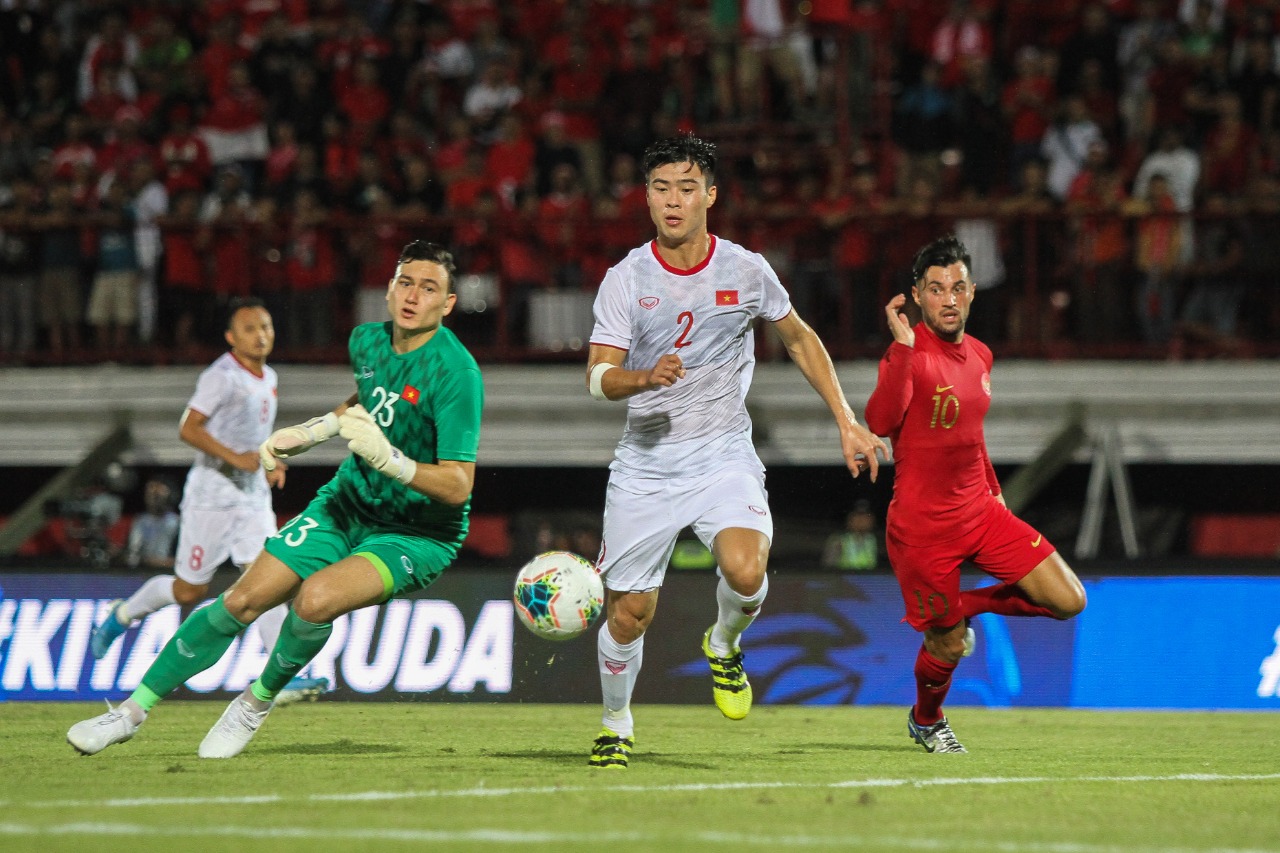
top-left (674, 311), bottom-right (694, 348)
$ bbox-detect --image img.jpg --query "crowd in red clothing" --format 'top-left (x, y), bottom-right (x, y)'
top-left (0, 0), bottom-right (1278, 365)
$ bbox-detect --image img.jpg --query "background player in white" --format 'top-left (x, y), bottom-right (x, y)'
top-left (584, 135), bottom-right (888, 768)
top-left (90, 297), bottom-right (326, 703)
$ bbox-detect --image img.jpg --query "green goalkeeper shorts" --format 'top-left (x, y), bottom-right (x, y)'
top-left (263, 491), bottom-right (458, 600)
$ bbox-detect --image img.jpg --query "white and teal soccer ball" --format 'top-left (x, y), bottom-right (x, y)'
top-left (513, 551), bottom-right (604, 641)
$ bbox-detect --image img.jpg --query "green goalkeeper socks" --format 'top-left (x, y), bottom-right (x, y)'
top-left (251, 610), bottom-right (333, 703)
top-left (131, 595), bottom-right (247, 710)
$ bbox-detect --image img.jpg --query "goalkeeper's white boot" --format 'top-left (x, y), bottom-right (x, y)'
top-left (199, 692), bottom-right (272, 759)
top-left (68, 700), bottom-right (144, 755)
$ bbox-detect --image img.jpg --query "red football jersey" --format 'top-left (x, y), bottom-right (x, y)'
top-left (864, 323), bottom-right (1001, 546)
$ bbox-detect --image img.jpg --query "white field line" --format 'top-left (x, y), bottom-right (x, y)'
top-left (4, 772), bottom-right (1280, 811)
top-left (0, 821), bottom-right (1277, 853)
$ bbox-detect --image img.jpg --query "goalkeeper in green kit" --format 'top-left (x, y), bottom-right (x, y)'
top-left (68, 241), bottom-right (484, 758)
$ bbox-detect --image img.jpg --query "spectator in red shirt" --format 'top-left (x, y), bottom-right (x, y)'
top-left (199, 164), bottom-right (256, 305)
top-left (537, 162), bottom-right (590, 289)
top-left (1144, 36), bottom-right (1196, 133)
top-left (549, 42), bottom-right (605, 192)
top-left (432, 114), bottom-right (475, 182)
top-left (50, 112), bottom-right (98, 181)
top-left (320, 112), bottom-right (360, 202)
top-left (819, 163), bottom-right (891, 351)
top-left (1065, 140), bottom-right (1131, 343)
top-left (283, 188), bottom-right (337, 349)
top-left (159, 104), bottom-right (212, 195)
top-left (1002, 45), bottom-right (1056, 186)
top-left (1201, 93), bottom-right (1256, 196)
top-left (603, 151), bottom-right (648, 220)
top-left (198, 15), bottom-right (250, 102)
top-left (158, 189), bottom-right (209, 353)
top-left (82, 64), bottom-right (131, 138)
top-left (318, 9), bottom-right (390, 100)
top-left (538, 162), bottom-right (590, 223)
top-left (485, 114), bottom-right (535, 208)
top-left (263, 119), bottom-right (300, 194)
top-left (445, 147), bottom-right (494, 213)
top-left (98, 106), bottom-right (156, 181)
top-left (351, 191), bottom-right (408, 326)
top-left (338, 57), bottom-right (391, 139)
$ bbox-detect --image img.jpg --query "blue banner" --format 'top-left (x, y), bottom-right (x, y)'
top-left (1071, 577), bottom-right (1280, 709)
top-left (2, 571), bottom-right (1278, 709)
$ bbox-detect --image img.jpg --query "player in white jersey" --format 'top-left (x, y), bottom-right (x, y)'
top-left (90, 298), bottom-right (326, 703)
top-left (584, 135), bottom-right (888, 768)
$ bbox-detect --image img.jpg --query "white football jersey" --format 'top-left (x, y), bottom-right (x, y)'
top-left (180, 351), bottom-right (278, 509)
top-left (590, 236), bottom-right (792, 478)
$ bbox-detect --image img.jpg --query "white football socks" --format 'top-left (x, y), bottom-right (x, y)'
top-left (122, 575), bottom-right (178, 623)
top-left (710, 574), bottom-right (769, 656)
top-left (598, 624), bottom-right (643, 737)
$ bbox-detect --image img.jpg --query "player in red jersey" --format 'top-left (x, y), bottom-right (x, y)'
top-left (864, 234), bottom-right (1086, 753)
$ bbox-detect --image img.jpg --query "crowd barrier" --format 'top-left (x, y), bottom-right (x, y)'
top-left (4, 209), bottom-right (1279, 365)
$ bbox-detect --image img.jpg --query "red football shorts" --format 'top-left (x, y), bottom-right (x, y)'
top-left (887, 498), bottom-right (1055, 631)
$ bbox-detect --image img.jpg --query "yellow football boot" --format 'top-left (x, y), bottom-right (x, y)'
top-left (702, 626), bottom-right (753, 720)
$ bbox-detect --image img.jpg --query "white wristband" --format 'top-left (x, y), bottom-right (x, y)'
top-left (589, 362), bottom-right (617, 401)
top-left (395, 455), bottom-right (417, 486)
top-left (305, 411), bottom-right (341, 443)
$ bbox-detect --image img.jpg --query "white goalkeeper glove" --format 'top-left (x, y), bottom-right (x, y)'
top-left (339, 404), bottom-right (416, 485)
top-left (258, 412), bottom-right (340, 472)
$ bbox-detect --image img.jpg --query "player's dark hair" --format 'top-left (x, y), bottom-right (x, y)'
top-left (911, 234), bottom-right (972, 284)
top-left (642, 135), bottom-right (717, 187)
top-left (397, 240), bottom-right (457, 294)
top-left (225, 296), bottom-right (267, 329)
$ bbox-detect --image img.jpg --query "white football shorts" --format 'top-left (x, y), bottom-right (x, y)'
top-left (598, 465), bottom-right (773, 592)
top-left (174, 504), bottom-right (277, 585)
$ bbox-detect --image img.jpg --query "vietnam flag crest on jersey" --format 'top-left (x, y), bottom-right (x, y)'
top-left (402, 383), bottom-right (421, 405)
top-left (716, 290), bottom-right (739, 306)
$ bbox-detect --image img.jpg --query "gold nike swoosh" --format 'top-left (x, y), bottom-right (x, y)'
top-left (935, 384), bottom-right (954, 393)
top-left (1031, 535), bottom-right (1043, 548)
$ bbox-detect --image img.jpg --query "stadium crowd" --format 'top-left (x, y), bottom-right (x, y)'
top-left (1, 0), bottom-right (1279, 366)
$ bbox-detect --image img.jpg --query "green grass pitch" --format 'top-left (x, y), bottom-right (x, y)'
top-left (4, 702), bottom-right (1277, 853)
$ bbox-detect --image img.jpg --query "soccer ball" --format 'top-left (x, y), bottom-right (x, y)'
top-left (513, 551), bottom-right (604, 641)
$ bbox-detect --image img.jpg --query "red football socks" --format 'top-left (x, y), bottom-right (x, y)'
top-left (913, 646), bottom-right (957, 726)
top-left (960, 583), bottom-right (1055, 619)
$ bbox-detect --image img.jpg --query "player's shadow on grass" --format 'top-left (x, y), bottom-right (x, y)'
top-left (259, 738), bottom-right (409, 756)
top-left (776, 743), bottom-right (903, 754)
top-left (487, 750), bottom-right (590, 765)
top-left (488, 750), bottom-right (717, 770)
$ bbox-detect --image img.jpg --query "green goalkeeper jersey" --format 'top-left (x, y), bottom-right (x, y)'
top-left (320, 321), bottom-right (484, 548)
